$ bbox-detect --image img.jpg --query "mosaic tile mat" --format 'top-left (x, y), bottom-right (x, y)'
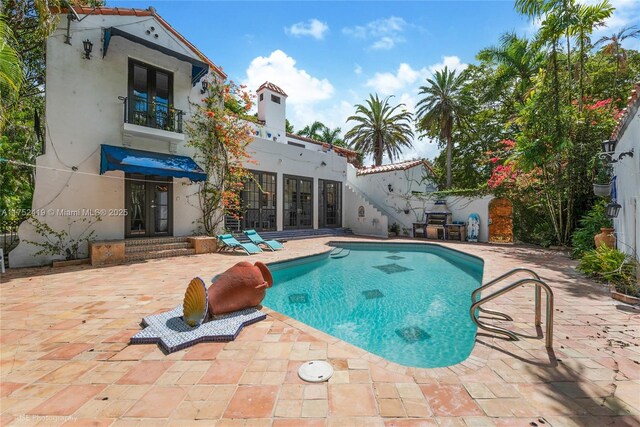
top-left (130, 306), bottom-right (266, 353)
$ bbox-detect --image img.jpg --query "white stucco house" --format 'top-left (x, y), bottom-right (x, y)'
top-left (610, 83), bottom-right (640, 263)
top-left (8, 6), bottom-right (495, 267)
top-left (7, 6), bottom-right (364, 267)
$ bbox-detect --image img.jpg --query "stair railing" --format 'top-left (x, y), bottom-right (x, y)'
top-left (470, 271), bottom-right (554, 348)
top-left (471, 267), bottom-right (542, 323)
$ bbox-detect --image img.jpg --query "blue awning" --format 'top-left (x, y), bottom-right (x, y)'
top-left (102, 27), bottom-right (209, 86)
top-left (100, 145), bottom-right (207, 182)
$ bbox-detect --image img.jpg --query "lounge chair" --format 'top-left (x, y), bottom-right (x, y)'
top-left (243, 230), bottom-right (284, 251)
top-left (217, 234), bottom-right (262, 255)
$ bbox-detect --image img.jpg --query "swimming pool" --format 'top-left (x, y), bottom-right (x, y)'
top-left (264, 242), bottom-right (484, 368)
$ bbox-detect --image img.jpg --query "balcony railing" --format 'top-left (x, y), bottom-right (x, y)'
top-left (120, 95), bottom-right (183, 133)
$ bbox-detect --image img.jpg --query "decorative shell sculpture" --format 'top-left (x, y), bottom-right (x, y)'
top-left (182, 277), bottom-right (208, 327)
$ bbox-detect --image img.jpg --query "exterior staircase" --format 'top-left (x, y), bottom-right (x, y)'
top-left (125, 236), bottom-right (196, 262)
top-left (344, 183), bottom-right (388, 237)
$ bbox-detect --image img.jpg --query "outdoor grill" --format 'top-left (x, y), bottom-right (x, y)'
top-left (424, 201), bottom-right (452, 239)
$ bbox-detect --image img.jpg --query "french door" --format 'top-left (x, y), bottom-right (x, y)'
top-left (319, 180), bottom-right (342, 228)
top-left (125, 174), bottom-right (173, 237)
top-left (128, 60), bottom-right (174, 131)
top-left (283, 175), bottom-right (313, 229)
top-left (241, 171), bottom-right (277, 231)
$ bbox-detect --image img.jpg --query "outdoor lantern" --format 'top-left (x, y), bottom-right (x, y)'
top-left (200, 80), bottom-right (209, 94)
top-left (82, 39), bottom-right (92, 59)
top-left (601, 139), bottom-right (617, 153)
top-left (605, 202), bottom-right (621, 218)
top-left (388, 184), bottom-right (393, 192)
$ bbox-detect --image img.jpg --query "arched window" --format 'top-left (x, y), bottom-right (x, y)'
top-left (358, 206), bottom-right (365, 217)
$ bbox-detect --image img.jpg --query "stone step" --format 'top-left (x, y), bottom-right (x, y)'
top-left (125, 242), bottom-right (192, 254)
top-left (125, 236), bottom-right (190, 247)
top-left (125, 248), bottom-right (196, 262)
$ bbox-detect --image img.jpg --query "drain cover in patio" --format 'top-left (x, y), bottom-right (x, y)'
top-left (130, 306), bottom-right (266, 353)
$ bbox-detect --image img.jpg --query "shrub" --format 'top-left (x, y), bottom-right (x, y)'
top-left (24, 216), bottom-right (101, 260)
top-left (571, 200), bottom-right (612, 258)
top-left (578, 245), bottom-right (639, 297)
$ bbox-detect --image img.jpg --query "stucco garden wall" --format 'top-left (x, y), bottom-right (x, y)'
top-left (347, 165), bottom-right (493, 241)
top-left (612, 108), bottom-right (639, 262)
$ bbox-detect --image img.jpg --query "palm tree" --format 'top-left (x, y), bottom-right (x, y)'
top-left (0, 16), bottom-right (24, 129)
top-left (477, 32), bottom-right (545, 105)
top-left (298, 121), bottom-right (326, 140)
top-left (516, 0), bottom-right (578, 105)
top-left (569, 1), bottom-right (613, 109)
top-left (595, 25), bottom-right (640, 100)
top-left (319, 126), bottom-right (345, 147)
top-left (285, 119), bottom-right (294, 134)
top-left (415, 67), bottom-right (469, 189)
top-left (344, 94), bottom-right (413, 166)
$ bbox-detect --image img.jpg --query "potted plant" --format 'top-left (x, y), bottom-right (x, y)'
top-left (592, 156), bottom-right (611, 197)
top-left (388, 223), bottom-right (400, 237)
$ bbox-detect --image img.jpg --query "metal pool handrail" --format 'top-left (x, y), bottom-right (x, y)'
top-left (470, 277), bottom-right (554, 348)
top-left (471, 268), bottom-right (542, 322)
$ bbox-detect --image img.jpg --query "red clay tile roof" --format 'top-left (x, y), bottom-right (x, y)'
top-left (257, 82), bottom-right (288, 97)
top-left (52, 6), bottom-right (226, 79)
top-left (611, 82), bottom-right (640, 141)
top-left (286, 133), bottom-right (358, 155)
top-left (356, 159), bottom-right (435, 176)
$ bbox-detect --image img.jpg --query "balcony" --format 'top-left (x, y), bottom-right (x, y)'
top-left (120, 96), bottom-right (185, 144)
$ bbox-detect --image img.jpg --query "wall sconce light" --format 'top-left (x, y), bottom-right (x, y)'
top-left (598, 148), bottom-right (634, 163)
top-left (601, 139), bottom-right (617, 153)
top-left (321, 161), bottom-right (327, 166)
top-left (200, 80), bottom-right (209, 94)
top-left (606, 201), bottom-right (621, 218)
top-left (82, 39), bottom-right (93, 59)
top-left (388, 184), bottom-right (393, 192)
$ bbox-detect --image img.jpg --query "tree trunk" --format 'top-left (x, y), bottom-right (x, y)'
top-left (566, 29), bottom-right (572, 108)
top-left (374, 136), bottom-right (383, 166)
top-left (578, 33), bottom-right (585, 111)
top-left (446, 133), bottom-right (453, 189)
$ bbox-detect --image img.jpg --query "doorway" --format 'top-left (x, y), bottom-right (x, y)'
top-left (125, 174), bottom-right (173, 237)
top-left (241, 171), bottom-right (277, 231)
top-left (283, 175), bottom-right (313, 229)
top-left (319, 180), bottom-right (342, 228)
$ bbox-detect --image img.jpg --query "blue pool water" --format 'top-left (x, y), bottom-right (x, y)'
top-left (264, 242), bottom-right (484, 368)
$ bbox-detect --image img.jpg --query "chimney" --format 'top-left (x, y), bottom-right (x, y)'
top-left (256, 81), bottom-right (287, 141)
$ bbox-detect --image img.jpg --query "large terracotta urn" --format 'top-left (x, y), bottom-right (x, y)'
top-left (594, 227), bottom-right (616, 249)
top-left (208, 261), bottom-right (273, 315)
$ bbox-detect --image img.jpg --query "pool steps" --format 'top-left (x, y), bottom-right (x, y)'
top-left (329, 248), bottom-right (351, 259)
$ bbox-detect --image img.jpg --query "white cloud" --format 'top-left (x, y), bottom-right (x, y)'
top-left (371, 36), bottom-right (396, 50)
top-left (354, 64), bottom-right (363, 75)
top-left (366, 63), bottom-right (426, 95)
top-left (365, 57), bottom-right (467, 97)
top-left (428, 56), bottom-right (468, 74)
top-left (286, 19), bottom-right (329, 40)
top-left (343, 16), bottom-right (408, 50)
top-left (243, 50), bottom-right (347, 135)
top-left (243, 50), bottom-right (334, 106)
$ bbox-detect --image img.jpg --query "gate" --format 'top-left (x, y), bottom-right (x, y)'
top-left (488, 198), bottom-right (513, 244)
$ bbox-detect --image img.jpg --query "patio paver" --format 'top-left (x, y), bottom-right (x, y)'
top-left (1, 236), bottom-right (639, 426)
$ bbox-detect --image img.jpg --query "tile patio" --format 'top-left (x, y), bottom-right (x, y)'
top-left (1, 237), bottom-right (639, 426)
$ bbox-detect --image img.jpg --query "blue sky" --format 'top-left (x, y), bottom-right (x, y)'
top-left (111, 0), bottom-right (640, 163)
